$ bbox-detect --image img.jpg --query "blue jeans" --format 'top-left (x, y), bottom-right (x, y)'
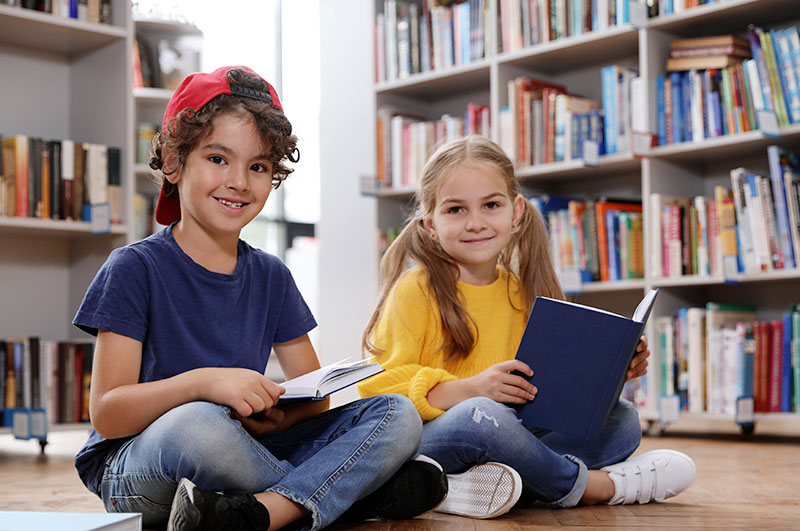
top-left (99, 395), bottom-right (421, 530)
top-left (419, 397), bottom-right (641, 508)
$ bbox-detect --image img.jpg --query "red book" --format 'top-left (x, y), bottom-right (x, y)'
top-left (768, 320), bottom-right (783, 412)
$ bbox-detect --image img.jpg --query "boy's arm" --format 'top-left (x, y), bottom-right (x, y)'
top-left (90, 330), bottom-right (284, 439)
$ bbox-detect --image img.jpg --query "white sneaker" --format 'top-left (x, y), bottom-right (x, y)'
top-left (601, 449), bottom-right (696, 505)
top-left (434, 462), bottom-right (523, 519)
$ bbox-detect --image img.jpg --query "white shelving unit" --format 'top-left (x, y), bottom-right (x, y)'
top-left (372, 0), bottom-right (800, 436)
top-left (0, 1), bottom-right (132, 441)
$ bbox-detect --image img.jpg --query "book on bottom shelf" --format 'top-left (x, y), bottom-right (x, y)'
top-left (513, 289), bottom-right (658, 439)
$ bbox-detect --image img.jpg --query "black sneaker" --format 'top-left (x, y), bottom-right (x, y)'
top-left (344, 454), bottom-right (448, 521)
top-left (167, 477), bottom-right (271, 531)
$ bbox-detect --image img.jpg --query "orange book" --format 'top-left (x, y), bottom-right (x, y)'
top-left (595, 201), bottom-right (643, 282)
top-left (13, 135), bottom-right (29, 218)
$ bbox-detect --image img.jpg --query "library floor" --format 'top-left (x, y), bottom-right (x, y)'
top-left (1, 428), bottom-right (799, 530)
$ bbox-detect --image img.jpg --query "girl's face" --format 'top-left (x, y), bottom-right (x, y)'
top-left (424, 162), bottom-right (524, 285)
top-left (169, 112), bottom-right (273, 240)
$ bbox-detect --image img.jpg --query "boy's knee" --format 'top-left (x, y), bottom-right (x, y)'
top-left (362, 394), bottom-right (422, 448)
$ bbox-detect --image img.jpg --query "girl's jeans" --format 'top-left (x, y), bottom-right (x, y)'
top-left (419, 396), bottom-right (642, 508)
top-left (99, 395), bottom-right (421, 530)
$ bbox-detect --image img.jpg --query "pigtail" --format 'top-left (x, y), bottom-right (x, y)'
top-left (501, 199), bottom-right (565, 313)
top-left (362, 215), bottom-right (478, 360)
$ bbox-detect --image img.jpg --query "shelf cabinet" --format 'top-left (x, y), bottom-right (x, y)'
top-left (371, 0), bottom-right (800, 435)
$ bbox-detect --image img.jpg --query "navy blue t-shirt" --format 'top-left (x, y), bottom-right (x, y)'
top-left (72, 225), bottom-right (317, 494)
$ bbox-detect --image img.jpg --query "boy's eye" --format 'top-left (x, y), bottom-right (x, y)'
top-left (251, 163), bottom-right (268, 173)
top-left (208, 155), bottom-right (225, 164)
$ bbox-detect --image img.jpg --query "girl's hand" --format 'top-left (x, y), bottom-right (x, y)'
top-left (201, 367), bottom-right (285, 417)
top-left (234, 407), bottom-right (286, 438)
top-left (626, 335), bottom-right (650, 381)
top-left (466, 360), bottom-right (537, 404)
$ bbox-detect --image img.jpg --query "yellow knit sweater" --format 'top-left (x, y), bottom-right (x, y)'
top-left (357, 267), bottom-right (528, 421)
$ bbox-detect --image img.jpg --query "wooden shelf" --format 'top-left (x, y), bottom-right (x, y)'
top-left (0, 4), bottom-right (126, 57)
top-left (648, 0), bottom-right (800, 36)
top-left (0, 217), bottom-right (127, 239)
top-left (133, 87), bottom-right (173, 103)
top-left (375, 60), bottom-right (490, 99)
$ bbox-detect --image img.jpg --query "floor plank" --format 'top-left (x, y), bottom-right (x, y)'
top-left (1, 429), bottom-right (799, 528)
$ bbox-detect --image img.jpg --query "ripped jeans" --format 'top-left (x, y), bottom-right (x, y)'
top-left (418, 396), bottom-right (641, 508)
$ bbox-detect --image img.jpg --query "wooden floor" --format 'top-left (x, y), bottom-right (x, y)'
top-left (1, 428), bottom-right (799, 529)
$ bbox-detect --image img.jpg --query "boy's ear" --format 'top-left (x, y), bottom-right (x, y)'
top-left (162, 148), bottom-right (180, 183)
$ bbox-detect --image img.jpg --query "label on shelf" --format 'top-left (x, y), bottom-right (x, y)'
top-left (582, 140), bottom-right (599, 168)
top-left (632, 131), bottom-right (654, 158)
top-left (735, 396), bottom-right (755, 426)
top-left (629, 1), bottom-right (648, 28)
top-left (658, 394), bottom-right (680, 425)
top-left (91, 203), bottom-right (111, 234)
top-left (757, 110), bottom-right (780, 138)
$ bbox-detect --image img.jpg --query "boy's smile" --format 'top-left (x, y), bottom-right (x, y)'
top-left (425, 162), bottom-right (524, 286)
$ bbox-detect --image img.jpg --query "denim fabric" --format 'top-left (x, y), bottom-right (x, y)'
top-left (100, 395), bottom-right (421, 530)
top-left (418, 397), bottom-right (641, 508)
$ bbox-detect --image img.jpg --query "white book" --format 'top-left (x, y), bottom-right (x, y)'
top-left (279, 358), bottom-right (384, 403)
top-left (0, 512), bottom-right (141, 530)
top-left (686, 307), bottom-right (706, 413)
top-left (729, 167), bottom-right (758, 273)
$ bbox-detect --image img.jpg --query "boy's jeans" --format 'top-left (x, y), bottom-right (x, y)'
top-left (100, 394), bottom-right (421, 530)
top-left (419, 396), bottom-right (641, 508)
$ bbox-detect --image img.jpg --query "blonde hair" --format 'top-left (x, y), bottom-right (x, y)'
top-left (363, 135), bottom-right (564, 360)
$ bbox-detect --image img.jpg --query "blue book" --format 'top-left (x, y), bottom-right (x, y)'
top-left (782, 312), bottom-right (792, 412)
top-left (681, 72), bottom-right (693, 142)
top-left (0, 512), bottom-right (140, 530)
top-left (670, 71), bottom-right (684, 143)
top-left (766, 145), bottom-right (797, 268)
top-left (513, 290), bottom-right (659, 439)
top-left (601, 66), bottom-right (617, 154)
top-left (656, 74), bottom-right (667, 145)
top-left (606, 210), bottom-right (621, 281)
top-left (774, 29), bottom-right (800, 124)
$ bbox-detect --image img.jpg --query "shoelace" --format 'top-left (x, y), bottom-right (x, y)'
top-left (620, 458), bottom-right (668, 504)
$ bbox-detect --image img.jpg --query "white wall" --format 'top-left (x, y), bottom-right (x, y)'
top-left (318, 0), bottom-right (378, 400)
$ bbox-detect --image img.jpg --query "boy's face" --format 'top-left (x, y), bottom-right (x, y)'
top-left (168, 112), bottom-right (273, 238)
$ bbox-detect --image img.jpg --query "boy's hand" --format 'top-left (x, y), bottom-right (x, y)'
top-left (626, 335), bottom-right (650, 381)
top-left (201, 367), bottom-right (285, 417)
top-left (234, 407), bottom-right (286, 438)
top-left (467, 360), bottom-right (537, 404)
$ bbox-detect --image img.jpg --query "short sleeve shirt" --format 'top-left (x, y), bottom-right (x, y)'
top-left (72, 225), bottom-right (316, 493)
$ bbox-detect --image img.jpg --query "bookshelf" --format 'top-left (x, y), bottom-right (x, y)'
top-left (372, 0), bottom-right (800, 435)
top-left (131, 16), bottom-right (202, 239)
top-left (0, 1), bottom-right (132, 442)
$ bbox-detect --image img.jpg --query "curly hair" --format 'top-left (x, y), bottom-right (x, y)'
top-left (149, 67), bottom-right (299, 197)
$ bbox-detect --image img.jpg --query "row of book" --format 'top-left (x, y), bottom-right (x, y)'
top-left (375, 103), bottom-right (490, 189)
top-left (1, 338), bottom-right (93, 427)
top-left (0, 134), bottom-right (122, 224)
top-left (376, 0), bottom-right (488, 83)
top-left (650, 146), bottom-right (800, 278)
top-left (657, 25), bottom-right (800, 146)
top-left (654, 304), bottom-right (800, 415)
top-left (530, 195), bottom-right (643, 283)
top-left (499, 66), bottom-right (638, 168)
top-left (0, 0), bottom-right (112, 24)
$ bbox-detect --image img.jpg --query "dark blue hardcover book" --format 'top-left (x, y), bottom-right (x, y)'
top-left (513, 290), bottom-right (659, 439)
top-left (782, 312), bottom-right (792, 412)
top-left (681, 72), bottom-right (693, 142)
top-left (670, 71), bottom-right (683, 143)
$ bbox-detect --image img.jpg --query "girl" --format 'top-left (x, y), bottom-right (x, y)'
top-left (72, 66), bottom-right (446, 531)
top-left (358, 135), bottom-right (695, 519)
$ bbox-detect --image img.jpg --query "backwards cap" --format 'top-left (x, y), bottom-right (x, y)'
top-left (154, 65), bottom-right (283, 226)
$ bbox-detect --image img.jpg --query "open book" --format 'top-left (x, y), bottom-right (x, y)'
top-left (278, 357), bottom-right (384, 403)
top-left (513, 289), bottom-right (658, 438)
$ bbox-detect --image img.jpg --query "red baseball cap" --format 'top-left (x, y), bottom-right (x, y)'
top-left (154, 65), bottom-right (283, 226)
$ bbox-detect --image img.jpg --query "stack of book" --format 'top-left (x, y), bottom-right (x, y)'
top-left (654, 304), bottom-right (799, 416)
top-left (1, 338), bottom-right (94, 427)
top-left (375, 103), bottom-right (489, 189)
top-left (530, 195), bottom-right (644, 284)
top-left (0, 135), bottom-right (122, 224)
top-left (0, 0), bottom-right (113, 24)
top-left (666, 35), bottom-right (751, 72)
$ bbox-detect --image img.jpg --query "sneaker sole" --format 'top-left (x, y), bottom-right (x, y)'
top-left (435, 462), bottom-right (522, 519)
top-left (167, 478), bottom-right (202, 531)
